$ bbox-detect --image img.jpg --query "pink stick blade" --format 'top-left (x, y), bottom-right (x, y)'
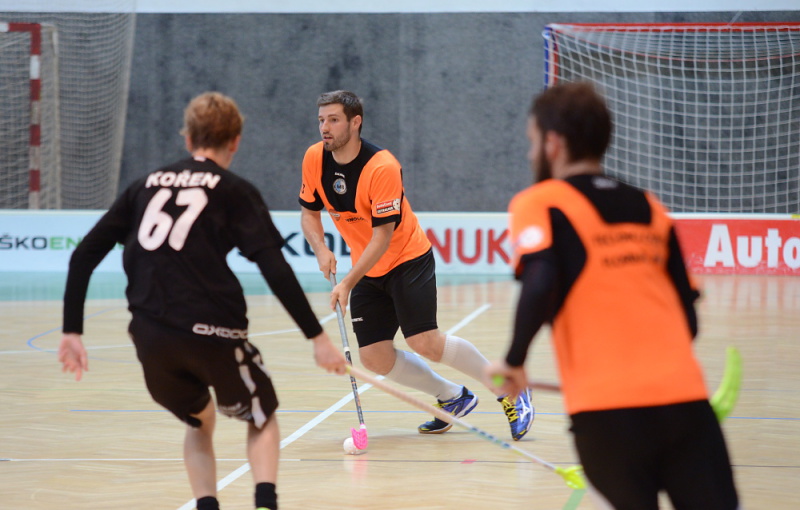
top-left (351, 424), bottom-right (368, 450)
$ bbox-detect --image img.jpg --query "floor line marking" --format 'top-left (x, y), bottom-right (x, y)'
top-left (7, 311), bottom-right (338, 355)
top-left (176, 303), bottom-right (491, 510)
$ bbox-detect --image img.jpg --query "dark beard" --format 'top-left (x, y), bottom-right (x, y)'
top-left (534, 152), bottom-right (552, 183)
top-left (323, 131), bottom-right (351, 152)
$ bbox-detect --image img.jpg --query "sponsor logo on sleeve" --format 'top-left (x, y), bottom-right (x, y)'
top-left (517, 226), bottom-right (545, 251)
top-left (376, 199), bottom-right (400, 215)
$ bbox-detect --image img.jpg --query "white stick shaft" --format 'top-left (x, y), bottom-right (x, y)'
top-left (529, 381), bottom-right (561, 392)
top-left (330, 274), bottom-right (366, 427)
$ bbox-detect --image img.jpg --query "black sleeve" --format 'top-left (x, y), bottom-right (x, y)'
top-left (298, 190), bottom-right (324, 211)
top-left (63, 195), bottom-right (133, 334)
top-left (372, 214), bottom-right (401, 228)
top-left (505, 254), bottom-right (560, 367)
top-left (666, 227), bottom-right (701, 339)
top-left (253, 246), bottom-right (323, 339)
top-left (229, 181), bottom-right (285, 259)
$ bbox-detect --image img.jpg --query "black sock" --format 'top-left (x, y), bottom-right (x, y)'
top-left (196, 496), bottom-right (220, 510)
top-left (255, 482), bottom-right (277, 510)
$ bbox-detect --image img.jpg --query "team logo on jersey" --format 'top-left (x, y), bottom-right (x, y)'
top-left (192, 323), bottom-right (248, 339)
top-left (517, 225), bottom-right (545, 250)
top-left (333, 178), bottom-right (347, 194)
top-left (376, 199), bottom-right (400, 215)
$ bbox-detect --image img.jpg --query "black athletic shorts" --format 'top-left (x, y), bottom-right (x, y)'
top-left (349, 249), bottom-right (438, 347)
top-left (128, 315), bottom-right (279, 429)
top-left (570, 400), bottom-right (739, 510)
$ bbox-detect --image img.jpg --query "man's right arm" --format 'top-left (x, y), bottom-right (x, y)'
top-left (63, 196), bottom-right (132, 334)
top-left (301, 206), bottom-right (337, 279)
top-left (666, 226), bottom-right (700, 339)
top-left (60, 194), bottom-right (132, 381)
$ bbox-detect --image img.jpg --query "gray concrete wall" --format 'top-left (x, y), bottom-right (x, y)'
top-left (120, 11), bottom-right (798, 212)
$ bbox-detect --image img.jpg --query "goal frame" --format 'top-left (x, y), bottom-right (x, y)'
top-left (541, 22), bottom-right (800, 214)
top-left (0, 21), bottom-right (60, 209)
top-left (544, 22), bottom-right (800, 87)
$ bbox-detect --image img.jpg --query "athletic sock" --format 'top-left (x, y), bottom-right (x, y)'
top-left (440, 334), bottom-right (489, 382)
top-left (196, 496), bottom-right (220, 510)
top-left (385, 349), bottom-right (462, 401)
top-left (255, 482), bottom-right (277, 510)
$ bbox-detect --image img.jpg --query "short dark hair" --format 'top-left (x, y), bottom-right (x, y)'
top-left (181, 92), bottom-right (244, 150)
top-left (317, 90), bottom-right (364, 133)
top-left (529, 82), bottom-right (612, 162)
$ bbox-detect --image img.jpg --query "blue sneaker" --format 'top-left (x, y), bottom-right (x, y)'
top-left (418, 386), bottom-right (478, 434)
top-left (499, 388), bottom-right (534, 441)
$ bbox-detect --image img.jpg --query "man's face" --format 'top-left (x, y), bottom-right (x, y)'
top-left (319, 104), bottom-right (357, 152)
top-left (527, 117), bottom-right (552, 183)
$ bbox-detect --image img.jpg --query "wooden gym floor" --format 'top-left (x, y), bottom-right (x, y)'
top-left (0, 273), bottom-right (798, 509)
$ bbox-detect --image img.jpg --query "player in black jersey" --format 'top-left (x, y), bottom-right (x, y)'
top-left (59, 92), bottom-right (346, 510)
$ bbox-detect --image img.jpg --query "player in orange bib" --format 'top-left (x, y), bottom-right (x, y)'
top-left (486, 83), bottom-right (739, 509)
top-left (300, 90), bottom-right (534, 440)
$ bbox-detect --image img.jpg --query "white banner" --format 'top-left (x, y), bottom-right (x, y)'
top-left (0, 210), bottom-right (513, 275)
top-left (3, 210), bottom-right (798, 276)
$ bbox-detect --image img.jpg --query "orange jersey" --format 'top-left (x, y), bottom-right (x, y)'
top-left (508, 176), bottom-right (708, 415)
top-left (299, 140), bottom-right (430, 277)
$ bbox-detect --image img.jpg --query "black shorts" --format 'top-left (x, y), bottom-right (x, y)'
top-left (349, 249), bottom-right (438, 347)
top-left (570, 400), bottom-right (739, 510)
top-left (129, 316), bottom-right (279, 429)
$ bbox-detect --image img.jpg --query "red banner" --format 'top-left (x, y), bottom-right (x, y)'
top-left (674, 216), bottom-right (800, 275)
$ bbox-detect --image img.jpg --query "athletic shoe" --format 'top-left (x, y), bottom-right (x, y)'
top-left (498, 388), bottom-right (534, 441)
top-left (418, 386), bottom-right (479, 434)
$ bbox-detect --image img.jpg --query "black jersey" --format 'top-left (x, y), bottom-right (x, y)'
top-left (63, 156), bottom-right (306, 337)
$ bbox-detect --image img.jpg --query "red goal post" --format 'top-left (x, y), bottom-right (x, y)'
top-left (0, 21), bottom-right (60, 210)
top-left (1, 22), bottom-right (45, 209)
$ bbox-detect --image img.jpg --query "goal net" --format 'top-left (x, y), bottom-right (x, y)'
top-left (543, 23), bottom-right (800, 213)
top-left (0, 6), bottom-right (135, 209)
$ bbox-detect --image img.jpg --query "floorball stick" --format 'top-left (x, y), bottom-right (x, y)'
top-left (492, 376), bottom-right (561, 393)
top-left (330, 273), bottom-right (368, 450)
top-left (346, 364), bottom-right (586, 490)
top-left (497, 345), bottom-right (742, 424)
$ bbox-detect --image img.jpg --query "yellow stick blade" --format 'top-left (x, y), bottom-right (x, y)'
top-left (710, 346), bottom-right (743, 422)
top-left (555, 465), bottom-right (587, 490)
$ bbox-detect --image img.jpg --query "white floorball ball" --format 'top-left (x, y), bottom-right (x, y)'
top-left (343, 437), bottom-right (358, 455)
